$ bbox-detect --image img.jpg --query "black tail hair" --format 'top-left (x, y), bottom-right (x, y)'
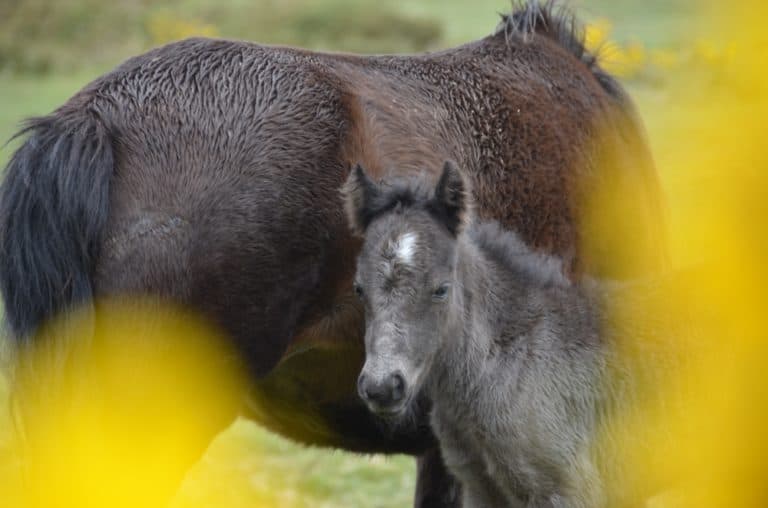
top-left (0, 113), bottom-right (114, 341)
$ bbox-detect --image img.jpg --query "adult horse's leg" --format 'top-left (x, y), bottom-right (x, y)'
top-left (415, 447), bottom-right (462, 508)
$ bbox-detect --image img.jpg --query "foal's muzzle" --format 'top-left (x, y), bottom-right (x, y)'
top-left (358, 371), bottom-right (406, 414)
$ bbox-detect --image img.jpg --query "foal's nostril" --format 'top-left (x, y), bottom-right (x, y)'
top-left (359, 372), bottom-right (407, 409)
top-left (390, 372), bottom-right (405, 402)
top-left (357, 373), bottom-right (367, 399)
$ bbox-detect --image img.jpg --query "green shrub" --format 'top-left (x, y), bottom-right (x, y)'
top-left (0, 0), bottom-right (444, 75)
top-left (288, 2), bottom-right (442, 53)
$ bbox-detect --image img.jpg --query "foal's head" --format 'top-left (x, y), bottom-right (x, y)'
top-left (342, 161), bottom-right (470, 417)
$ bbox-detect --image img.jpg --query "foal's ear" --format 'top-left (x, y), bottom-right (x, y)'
top-left (342, 163), bottom-right (381, 235)
top-left (431, 161), bottom-right (470, 235)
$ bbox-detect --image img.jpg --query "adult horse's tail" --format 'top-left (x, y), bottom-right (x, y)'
top-left (0, 112), bottom-right (113, 341)
top-left (0, 112), bottom-right (244, 507)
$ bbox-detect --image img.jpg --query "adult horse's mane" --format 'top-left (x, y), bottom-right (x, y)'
top-left (499, 0), bottom-right (625, 99)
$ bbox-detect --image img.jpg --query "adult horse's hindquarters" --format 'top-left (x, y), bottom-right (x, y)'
top-left (0, 2), bottom-right (664, 506)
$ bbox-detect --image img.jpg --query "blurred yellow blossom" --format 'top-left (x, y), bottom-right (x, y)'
top-left (3, 299), bottom-right (259, 508)
top-left (691, 38), bottom-right (724, 67)
top-left (585, 1), bottom-right (768, 506)
top-left (600, 40), bottom-right (646, 78)
top-left (584, 17), bottom-right (613, 52)
top-left (649, 48), bottom-right (680, 70)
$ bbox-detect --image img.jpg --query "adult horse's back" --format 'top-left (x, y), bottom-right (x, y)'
top-left (0, 2), bottom-right (664, 506)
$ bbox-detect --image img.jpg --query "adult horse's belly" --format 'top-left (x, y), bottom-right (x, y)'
top-left (244, 345), bottom-right (431, 453)
top-left (241, 294), bottom-right (432, 454)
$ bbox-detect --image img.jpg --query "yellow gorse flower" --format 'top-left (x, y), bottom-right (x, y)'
top-left (584, 17), bottom-right (613, 51)
top-left (584, 1), bottom-right (768, 506)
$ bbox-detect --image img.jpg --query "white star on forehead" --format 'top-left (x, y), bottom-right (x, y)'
top-left (394, 232), bottom-right (418, 266)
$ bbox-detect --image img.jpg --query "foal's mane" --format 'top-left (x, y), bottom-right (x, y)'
top-left (356, 174), bottom-right (462, 235)
top-left (498, 1), bottom-right (625, 99)
top-left (468, 221), bottom-right (571, 289)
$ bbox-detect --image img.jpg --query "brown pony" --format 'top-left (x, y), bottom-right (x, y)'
top-left (0, 2), bottom-right (664, 506)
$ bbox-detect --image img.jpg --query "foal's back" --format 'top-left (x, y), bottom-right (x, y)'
top-left (458, 229), bottom-right (694, 506)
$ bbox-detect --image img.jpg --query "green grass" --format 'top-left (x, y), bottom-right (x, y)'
top-left (172, 420), bottom-right (415, 508)
top-left (0, 1), bottom-right (699, 506)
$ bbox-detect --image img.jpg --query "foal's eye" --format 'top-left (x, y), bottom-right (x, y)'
top-left (353, 284), bottom-right (365, 299)
top-left (432, 284), bottom-right (450, 301)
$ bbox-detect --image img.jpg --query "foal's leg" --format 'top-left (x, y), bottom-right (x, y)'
top-left (529, 493), bottom-right (589, 508)
top-left (414, 447), bottom-right (462, 507)
top-left (459, 468), bottom-right (522, 508)
top-left (431, 426), bottom-right (513, 508)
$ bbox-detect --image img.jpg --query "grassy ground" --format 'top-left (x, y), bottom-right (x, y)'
top-left (0, 1), bottom-right (703, 506)
top-left (172, 420), bottom-right (416, 508)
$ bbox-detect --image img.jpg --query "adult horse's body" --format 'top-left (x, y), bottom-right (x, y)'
top-left (0, 3), bottom-right (663, 506)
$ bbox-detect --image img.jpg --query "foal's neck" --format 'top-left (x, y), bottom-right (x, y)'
top-left (425, 225), bottom-right (603, 432)
top-left (429, 232), bottom-right (542, 394)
